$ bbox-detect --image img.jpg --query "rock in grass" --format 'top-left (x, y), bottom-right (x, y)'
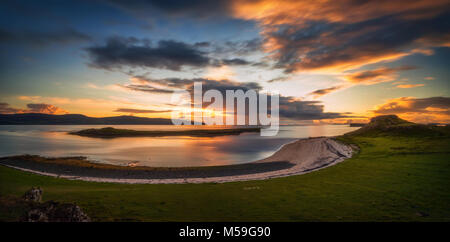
top-left (23, 201), bottom-right (91, 222)
top-left (22, 187), bottom-right (42, 202)
top-left (21, 187), bottom-right (91, 222)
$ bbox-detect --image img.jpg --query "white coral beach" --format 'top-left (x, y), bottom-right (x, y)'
top-left (2, 137), bottom-right (354, 184)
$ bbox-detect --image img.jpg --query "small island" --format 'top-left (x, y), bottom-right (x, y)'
top-left (69, 127), bottom-right (261, 138)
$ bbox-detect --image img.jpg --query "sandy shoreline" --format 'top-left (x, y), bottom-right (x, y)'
top-left (0, 137), bottom-right (354, 184)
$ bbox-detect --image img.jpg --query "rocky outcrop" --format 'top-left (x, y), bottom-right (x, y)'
top-left (23, 201), bottom-right (91, 222)
top-left (22, 187), bottom-right (42, 202)
top-left (20, 188), bottom-right (90, 222)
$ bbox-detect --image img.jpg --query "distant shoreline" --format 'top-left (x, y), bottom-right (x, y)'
top-left (69, 127), bottom-right (261, 138)
top-left (0, 113), bottom-right (175, 125)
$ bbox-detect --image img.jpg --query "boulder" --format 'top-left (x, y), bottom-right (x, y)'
top-left (20, 187), bottom-right (91, 222)
top-left (23, 200), bottom-right (91, 222)
top-left (22, 187), bottom-right (42, 202)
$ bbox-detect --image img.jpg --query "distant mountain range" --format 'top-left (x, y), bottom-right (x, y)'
top-left (0, 113), bottom-right (176, 125)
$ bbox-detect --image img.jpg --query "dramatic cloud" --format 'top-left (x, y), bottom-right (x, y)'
top-left (221, 58), bottom-right (252, 66)
top-left (0, 103), bottom-right (68, 115)
top-left (0, 28), bottom-right (91, 46)
top-left (344, 66), bottom-right (416, 85)
top-left (122, 77), bottom-right (264, 97)
top-left (85, 37), bottom-right (211, 71)
top-left (278, 96), bottom-right (346, 120)
top-left (373, 97), bottom-right (450, 114)
top-left (210, 38), bottom-right (263, 56)
top-left (372, 97), bottom-right (450, 123)
top-left (121, 76), bottom-right (349, 120)
top-left (102, 1), bottom-right (450, 77)
top-left (230, 0), bottom-right (450, 73)
top-left (106, 0), bottom-right (231, 18)
top-left (0, 103), bottom-right (22, 114)
top-left (232, 0), bottom-right (450, 24)
top-left (26, 103), bottom-right (68, 114)
top-left (114, 108), bottom-right (171, 113)
top-left (308, 86), bottom-right (343, 98)
top-left (85, 37), bottom-right (257, 71)
top-left (396, 84), bottom-right (425, 89)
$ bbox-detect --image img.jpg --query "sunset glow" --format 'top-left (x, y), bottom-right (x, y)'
top-left (0, 0), bottom-right (448, 124)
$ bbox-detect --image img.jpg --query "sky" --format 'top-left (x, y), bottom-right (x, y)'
top-left (0, 0), bottom-right (449, 124)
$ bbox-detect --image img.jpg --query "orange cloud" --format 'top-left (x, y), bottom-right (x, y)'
top-left (230, 0), bottom-right (450, 73)
top-left (344, 66), bottom-right (416, 85)
top-left (396, 84), bottom-right (425, 88)
top-left (26, 103), bottom-right (68, 114)
top-left (0, 103), bottom-right (22, 114)
top-left (0, 102), bottom-right (68, 115)
top-left (231, 0), bottom-right (450, 25)
top-left (308, 85), bottom-right (343, 99)
top-left (16, 96), bottom-right (135, 117)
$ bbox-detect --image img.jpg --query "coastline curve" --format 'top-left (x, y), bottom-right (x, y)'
top-left (0, 137), bottom-right (353, 184)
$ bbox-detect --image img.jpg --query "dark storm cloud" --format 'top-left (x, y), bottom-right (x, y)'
top-left (0, 28), bottom-right (91, 46)
top-left (122, 76), bottom-right (349, 120)
top-left (269, 13), bottom-right (450, 73)
top-left (189, 79), bottom-right (262, 94)
top-left (211, 38), bottom-right (263, 56)
top-left (85, 37), bottom-right (211, 71)
top-left (278, 96), bottom-right (346, 120)
top-left (105, 0), bottom-right (231, 18)
top-left (85, 37), bottom-right (257, 71)
top-left (123, 76), bottom-right (262, 94)
top-left (99, 0), bottom-right (450, 75)
top-left (193, 41), bottom-right (210, 48)
top-left (0, 103), bottom-right (22, 114)
top-left (221, 58), bottom-right (252, 66)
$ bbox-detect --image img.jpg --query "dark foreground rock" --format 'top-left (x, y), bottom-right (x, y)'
top-left (22, 187), bottom-right (42, 202)
top-left (16, 188), bottom-right (91, 222)
top-left (22, 200), bottom-right (91, 222)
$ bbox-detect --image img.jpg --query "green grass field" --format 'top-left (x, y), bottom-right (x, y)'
top-left (1, 125), bottom-right (449, 221)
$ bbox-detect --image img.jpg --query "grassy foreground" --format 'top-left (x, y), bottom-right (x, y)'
top-left (0, 125), bottom-right (449, 221)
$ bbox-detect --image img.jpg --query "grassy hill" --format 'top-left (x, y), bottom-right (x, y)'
top-left (346, 115), bottom-right (449, 137)
top-left (0, 115), bottom-right (449, 221)
top-left (69, 127), bottom-right (260, 138)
